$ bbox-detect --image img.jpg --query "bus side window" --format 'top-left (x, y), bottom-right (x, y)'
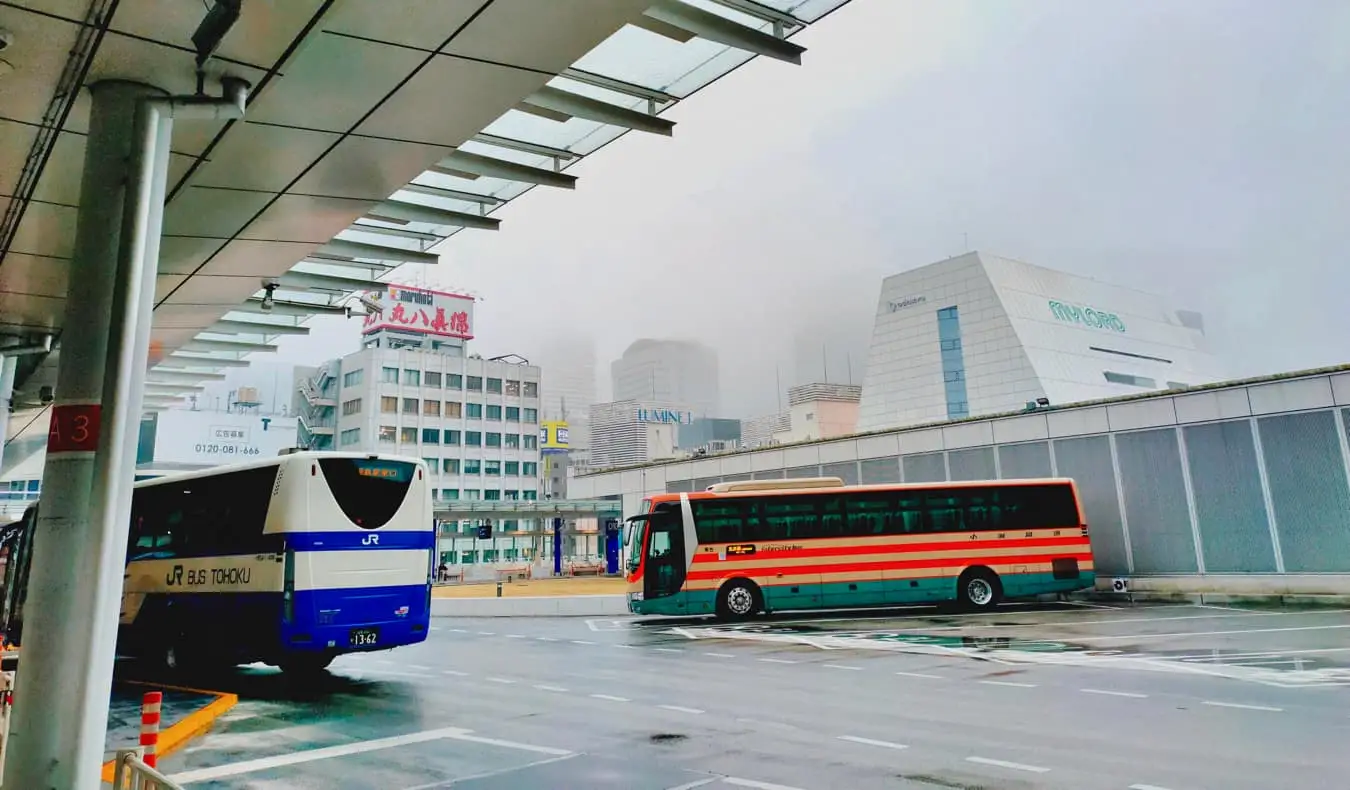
top-left (691, 499), bottom-right (748, 544)
top-left (924, 493), bottom-right (965, 533)
top-left (755, 496), bottom-right (824, 541)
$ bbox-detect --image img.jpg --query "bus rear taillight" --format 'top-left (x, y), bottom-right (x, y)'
top-left (1081, 524), bottom-right (1090, 538)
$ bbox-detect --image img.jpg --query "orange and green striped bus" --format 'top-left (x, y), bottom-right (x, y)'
top-left (624, 477), bottom-right (1094, 619)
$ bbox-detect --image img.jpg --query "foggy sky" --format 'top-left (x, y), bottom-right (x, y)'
top-left (269, 0), bottom-right (1350, 419)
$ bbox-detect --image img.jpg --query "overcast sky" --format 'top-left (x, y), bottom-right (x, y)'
top-left (267, 0), bottom-right (1350, 418)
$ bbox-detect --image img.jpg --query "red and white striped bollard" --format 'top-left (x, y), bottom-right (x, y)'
top-left (139, 690), bottom-right (162, 768)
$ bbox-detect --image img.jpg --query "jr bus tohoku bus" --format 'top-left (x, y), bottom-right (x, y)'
top-left (624, 477), bottom-right (1094, 619)
top-left (1, 451), bottom-right (435, 673)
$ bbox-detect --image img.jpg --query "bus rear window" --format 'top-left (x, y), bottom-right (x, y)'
top-left (318, 458), bottom-right (417, 529)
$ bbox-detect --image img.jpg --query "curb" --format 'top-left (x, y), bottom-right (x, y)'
top-left (100, 682), bottom-right (237, 783)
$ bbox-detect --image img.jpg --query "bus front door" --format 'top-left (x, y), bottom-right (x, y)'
top-left (643, 510), bottom-right (687, 611)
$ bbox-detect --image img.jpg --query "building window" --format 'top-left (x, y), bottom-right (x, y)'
top-left (504, 489), bottom-right (519, 500)
top-left (443, 429), bottom-right (461, 445)
top-left (504, 433), bottom-right (520, 449)
top-left (486, 405), bottom-right (502, 421)
top-left (467, 376), bottom-right (483, 391)
top-left (445, 401), bottom-right (462, 418)
top-left (465, 431), bottom-right (482, 447)
top-left (381, 396), bottom-right (397, 414)
top-left (423, 457), bottom-right (438, 472)
top-left (523, 461), bottom-right (538, 476)
top-left (403, 369), bottom-right (420, 387)
top-left (441, 488), bottom-right (459, 501)
top-left (505, 380), bottom-right (521, 397)
top-left (462, 489), bottom-right (480, 501)
top-left (341, 398), bottom-right (361, 416)
top-left (505, 406), bottom-right (520, 422)
top-left (505, 461), bottom-right (520, 475)
top-left (464, 459), bottom-right (481, 474)
top-left (522, 490), bottom-right (537, 501)
top-left (424, 400), bottom-right (441, 417)
top-left (466, 403), bottom-right (483, 419)
top-left (523, 381), bottom-right (538, 398)
top-left (1104, 371), bottom-right (1158, 388)
top-left (382, 366), bottom-right (399, 383)
top-left (378, 425), bottom-right (396, 442)
top-left (523, 408), bottom-right (538, 423)
top-left (484, 489), bottom-right (501, 501)
top-left (425, 371), bottom-right (442, 388)
top-left (402, 397), bottom-right (419, 414)
top-left (340, 428), bottom-right (361, 446)
top-left (936, 305), bottom-right (970, 420)
top-left (422, 428), bottom-right (440, 444)
top-left (523, 434), bottom-right (538, 450)
top-left (486, 377), bottom-right (503, 394)
top-left (486, 433), bottom-right (502, 448)
top-left (485, 460), bottom-right (501, 475)
top-left (342, 369), bottom-right (364, 387)
top-left (443, 458), bottom-right (460, 475)
top-left (400, 427), bottom-right (417, 443)
top-left (447, 373), bottom-right (463, 389)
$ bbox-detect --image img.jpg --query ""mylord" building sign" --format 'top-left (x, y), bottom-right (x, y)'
top-left (1048, 300), bottom-right (1126, 333)
top-left (636, 408), bottom-right (692, 425)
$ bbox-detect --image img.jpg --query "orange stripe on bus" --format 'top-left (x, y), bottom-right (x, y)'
top-left (690, 535), bottom-right (1088, 562)
top-left (685, 552), bottom-right (1092, 581)
top-left (694, 544), bottom-right (1090, 569)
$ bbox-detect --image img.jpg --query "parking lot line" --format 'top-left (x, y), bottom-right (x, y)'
top-left (965, 756), bottom-right (1050, 773)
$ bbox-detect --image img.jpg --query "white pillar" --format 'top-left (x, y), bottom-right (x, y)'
top-left (2, 80), bottom-right (168, 790)
top-left (0, 354), bottom-right (16, 474)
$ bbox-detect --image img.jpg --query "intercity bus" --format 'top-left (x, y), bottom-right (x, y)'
top-left (624, 477), bottom-right (1093, 619)
top-left (2, 451), bottom-right (435, 673)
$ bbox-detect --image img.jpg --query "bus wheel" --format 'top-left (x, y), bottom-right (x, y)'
top-left (280, 652), bottom-right (334, 675)
top-left (958, 568), bottom-right (1002, 611)
top-left (716, 579), bottom-right (761, 621)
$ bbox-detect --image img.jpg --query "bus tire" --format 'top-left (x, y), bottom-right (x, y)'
top-left (280, 652), bottom-right (334, 675)
top-left (716, 579), bottom-right (761, 621)
top-left (958, 567), bottom-right (1002, 611)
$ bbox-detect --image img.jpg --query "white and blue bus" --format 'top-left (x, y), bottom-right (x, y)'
top-left (3, 451), bottom-right (435, 674)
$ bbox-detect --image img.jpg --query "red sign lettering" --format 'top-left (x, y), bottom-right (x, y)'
top-left (47, 403), bottom-right (102, 454)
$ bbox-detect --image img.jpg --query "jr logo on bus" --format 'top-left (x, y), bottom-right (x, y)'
top-left (361, 534), bottom-right (380, 546)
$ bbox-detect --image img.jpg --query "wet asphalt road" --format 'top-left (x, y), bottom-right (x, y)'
top-left (156, 602), bottom-right (1350, 789)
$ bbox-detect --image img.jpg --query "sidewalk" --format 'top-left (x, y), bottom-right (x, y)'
top-left (433, 576), bottom-right (626, 598)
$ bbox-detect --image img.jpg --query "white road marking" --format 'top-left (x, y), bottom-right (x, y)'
top-left (1084, 623), bottom-right (1350, 642)
top-left (358, 669), bottom-right (435, 680)
top-left (966, 756), bottom-right (1050, 773)
top-left (536, 636), bottom-right (559, 642)
top-left (704, 652), bottom-right (736, 658)
top-left (1081, 688), bottom-right (1147, 698)
top-left (401, 755), bottom-right (578, 790)
top-left (572, 640), bottom-right (597, 646)
top-left (758, 658), bottom-right (798, 664)
top-left (486, 677), bottom-right (516, 684)
top-left (978, 680), bottom-right (1036, 688)
top-left (894, 671), bottom-right (943, 679)
top-left (505, 634), bottom-right (526, 639)
top-left (405, 664), bottom-right (432, 671)
top-left (652, 647), bottom-right (683, 653)
top-left (836, 735), bottom-right (909, 750)
top-left (665, 779), bottom-right (718, 790)
top-left (823, 663), bottom-right (863, 671)
top-left (169, 726), bottom-right (570, 783)
top-left (477, 631), bottom-right (496, 636)
top-left (591, 693), bottom-right (630, 702)
top-left (723, 777), bottom-right (810, 790)
top-left (1129, 784), bottom-right (1178, 790)
top-left (533, 684), bottom-right (568, 693)
top-left (442, 670), bottom-right (469, 677)
top-left (446, 628), bottom-right (468, 633)
top-left (613, 643), bottom-right (638, 649)
top-left (659, 704), bottom-right (706, 714)
top-left (1202, 700), bottom-right (1283, 712)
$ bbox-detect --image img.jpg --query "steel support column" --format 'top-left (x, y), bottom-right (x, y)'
top-left (0, 355), bottom-right (16, 474)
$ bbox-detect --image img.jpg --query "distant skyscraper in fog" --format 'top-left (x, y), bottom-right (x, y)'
top-left (533, 336), bottom-right (598, 453)
top-left (611, 339), bottom-right (720, 418)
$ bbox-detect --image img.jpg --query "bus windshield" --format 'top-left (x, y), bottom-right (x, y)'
top-left (625, 498), bottom-right (652, 572)
top-left (317, 457), bottom-right (417, 529)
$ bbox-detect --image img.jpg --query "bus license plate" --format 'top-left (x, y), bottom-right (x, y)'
top-left (349, 627), bottom-right (379, 646)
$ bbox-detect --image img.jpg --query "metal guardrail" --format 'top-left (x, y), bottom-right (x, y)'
top-left (111, 748), bottom-right (183, 790)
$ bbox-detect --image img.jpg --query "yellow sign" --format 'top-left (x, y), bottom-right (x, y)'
top-left (541, 420), bottom-right (570, 451)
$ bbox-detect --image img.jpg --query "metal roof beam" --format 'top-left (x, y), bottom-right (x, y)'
top-left (437, 151), bottom-right (577, 189)
top-left (148, 369), bottom-right (227, 382)
top-left (470, 132), bottom-right (577, 161)
top-left (645, 0), bottom-right (806, 64)
top-left (210, 319), bottom-right (311, 336)
top-left (560, 68), bottom-right (679, 106)
top-left (160, 353), bottom-right (253, 369)
top-left (311, 238), bottom-right (439, 266)
top-left (632, 15), bottom-right (697, 43)
top-left (710, 0), bottom-right (805, 29)
top-left (370, 199), bottom-right (501, 231)
top-left (401, 183), bottom-right (504, 206)
top-left (145, 383), bottom-right (205, 394)
top-left (522, 87), bottom-right (675, 136)
top-left (276, 269), bottom-right (382, 294)
top-left (234, 297), bottom-right (352, 317)
top-left (182, 338), bottom-right (279, 354)
top-left (348, 222), bottom-right (443, 243)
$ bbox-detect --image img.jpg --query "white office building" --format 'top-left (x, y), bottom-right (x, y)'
top-left (858, 252), bottom-right (1227, 431)
top-left (611, 339), bottom-right (720, 418)
top-left (295, 285), bottom-right (545, 562)
top-left (588, 400), bottom-right (691, 469)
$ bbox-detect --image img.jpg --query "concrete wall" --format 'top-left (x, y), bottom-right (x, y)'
top-left (573, 369), bottom-right (1350, 594)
